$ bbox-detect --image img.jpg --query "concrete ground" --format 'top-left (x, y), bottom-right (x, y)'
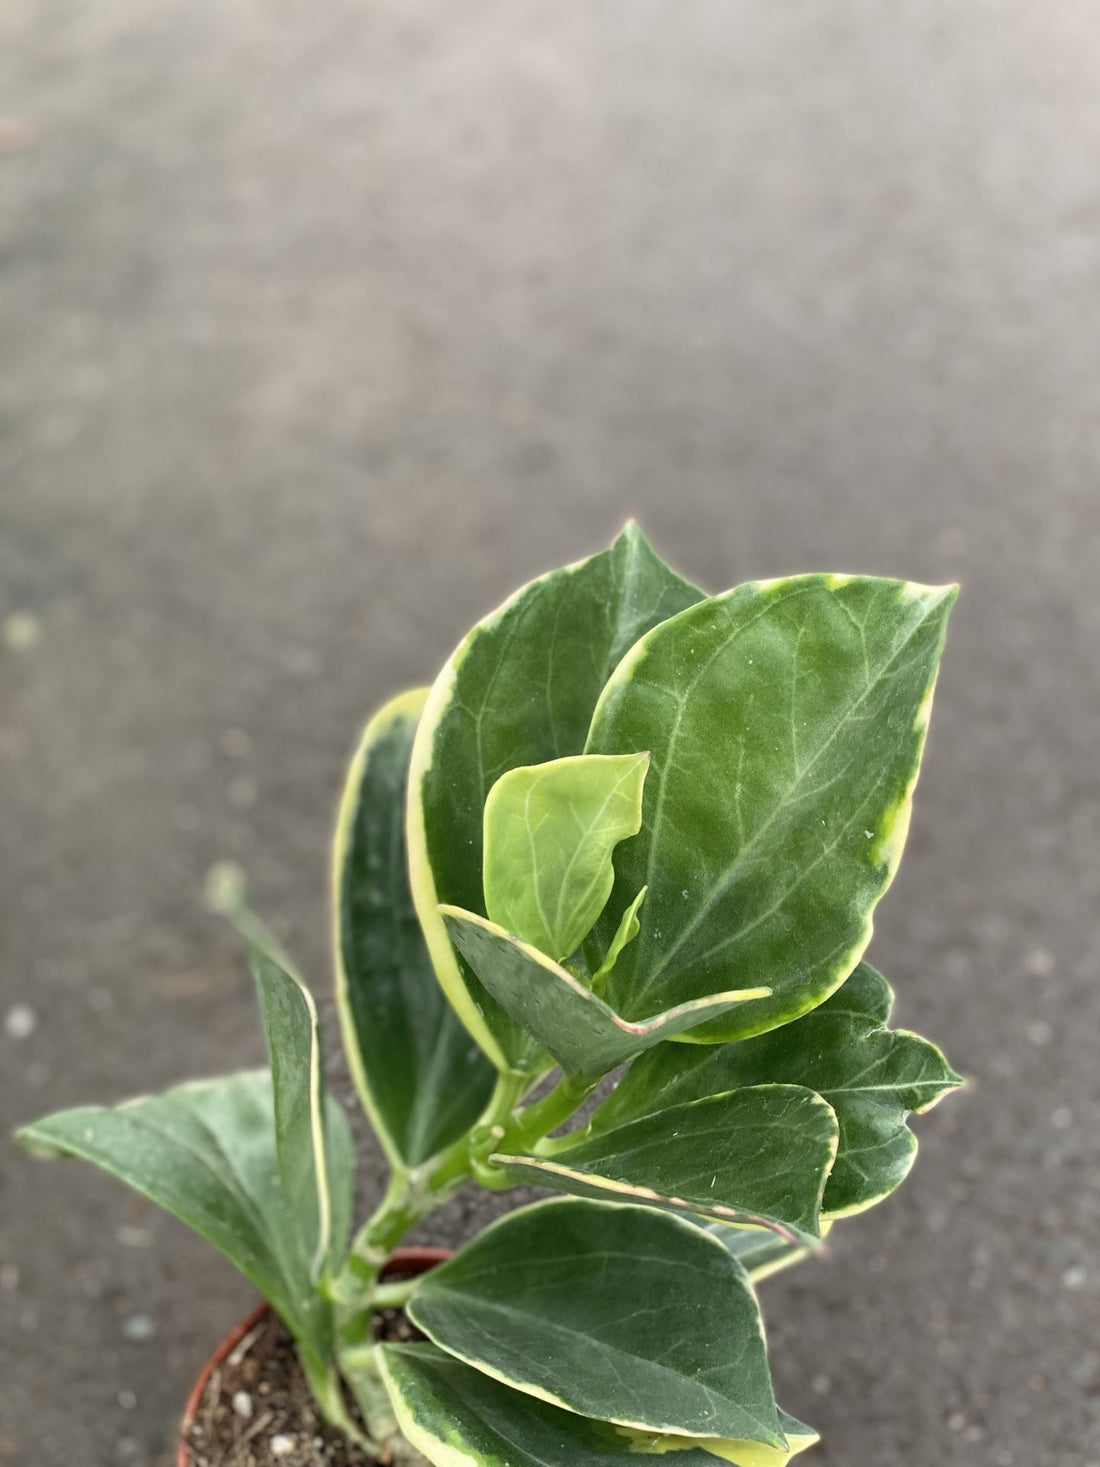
top-left (2, 2), bottom-right (1099, 1463)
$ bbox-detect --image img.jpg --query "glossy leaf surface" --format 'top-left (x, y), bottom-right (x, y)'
top-left (408, 1198), bottom-right (780, 1442)
top-left (16, 1072), bottom-right (352, 1371)
top-left (408, 524), bottom-right (704, 1068)
top-left (334, 689), bottom-right (495, 1167)
top-left (594, 964), bottom-right (962, 1215)
top-left (494, 1086), bottom-right (837, 1245)
top-left (440, 908), bottom-right (767, 1082)
top-left (586, 575), bottom-right (956, 1040)
top-left (379, 1343), bottom-right (727, 1467)
top-left (483, 752), bottom-right (649, 962)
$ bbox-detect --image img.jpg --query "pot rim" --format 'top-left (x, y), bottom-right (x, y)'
top-left (176, 1245), bottom-right (453, 1467)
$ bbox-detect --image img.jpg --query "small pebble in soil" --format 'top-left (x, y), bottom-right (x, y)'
top-left (233, 1391), bottom-right (254, 1420)
top-left (270, 1437), bottom-right (296, 1458)
top-left (122, 1314), bottom-right (156, 1342)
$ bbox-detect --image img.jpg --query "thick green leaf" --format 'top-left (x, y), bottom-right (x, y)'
top-left (483, 753), bottom-right (650, 963)
top-left (407, 1198), bottom-right (780, 1443)
top-left (407, 524), bottom-right (704, 1069)
top-left (586, 574), bottom-right (956, 1041)
top-left (493, 1086), bottom-right (838, 1246)
top-left (440, 908), bottom-right (768, 1083)
top-left (334, 688), bottom-right (496, 1168)
top-left (379, 1342), bottom-right (728, 1467)
top-left (15, 1072), bottom-right (351, 1374)
top-left (593, 964), bottom-right (962, 1216)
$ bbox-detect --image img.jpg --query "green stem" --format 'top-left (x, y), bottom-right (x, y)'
top-left (334, 1069), bottom-right (538, 1333)
top-left (300, 1350), bottom-right (376, 1452)
top-left (372, 1276), bottom-right (420, 1310)
top-left (511, 1072), bottom-right (595, 1145)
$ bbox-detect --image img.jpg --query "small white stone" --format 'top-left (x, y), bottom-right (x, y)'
top-left (117, 1389), bottom-right (138, 1411)
top-left (270, 1436), bottom-right (296, 1457)
top-left (122, 1314), bottom-right (156, 1342)
top-left (811, 1373), bottom-right (831, 1395)
top-left (232, 1390), bottom-right (253, 1420)
top-left (5, 1004), bottom-right (38, 1040)
top-left (1062, 1265), bottom-right (1087, 1291)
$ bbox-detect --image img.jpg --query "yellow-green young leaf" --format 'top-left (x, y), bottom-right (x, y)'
top-left (378, 1343), bottom-right (728, 1467)
top-left (406, 1199), bottom-right (781, 1444)
top-left (483, 753), bottom-right (650, 963)
top-left (15, 1072), bottom-right (352, 1378)
top-left (592, 964), bottom-right (963, 1217)
top-left (586, 575), bottom-right (956, 1041)
top-left (407, 523), bottom-right (704, 1070)
top-left (439, 908), bottom-right (768, 1083)
top-left (494, 1086), bottom-right (838, 1247)
top-left (334, 689), bottom-right (496, 1168)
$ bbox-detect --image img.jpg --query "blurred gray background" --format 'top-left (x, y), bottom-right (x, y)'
top-left (2, 2), bottom-right (1098, 1464)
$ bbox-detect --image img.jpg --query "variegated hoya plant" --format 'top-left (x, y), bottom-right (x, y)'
top-left (18, 525), bottom-right (964, 1466)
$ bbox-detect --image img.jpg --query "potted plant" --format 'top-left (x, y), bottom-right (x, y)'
top-left (17, 524), bottom-right (962, 1466)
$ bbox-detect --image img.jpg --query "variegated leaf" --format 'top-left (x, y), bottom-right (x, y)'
top-left (16, 1072), bottom-right (352, 1377)
top-left (407, 524), bottom-right (704, 1070)
top-left (586, 575), bottom-right (956, 1041)
top-left (334, 689), bottom-right (495, 1168)
top-left (407, 1198), bottom-right (781, 1443)
top-left (379, 1342), bottom-right (730, 1466)
top-left (494, 1086), bottom-right (838, 1246)
top-left (440, 908), bottom-right (767, 1083)
top-left (592, 964), bottom-right (963, 1215)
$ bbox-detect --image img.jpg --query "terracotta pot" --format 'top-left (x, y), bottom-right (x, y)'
top-left (177, 1246), bottom-right (453, 1467)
